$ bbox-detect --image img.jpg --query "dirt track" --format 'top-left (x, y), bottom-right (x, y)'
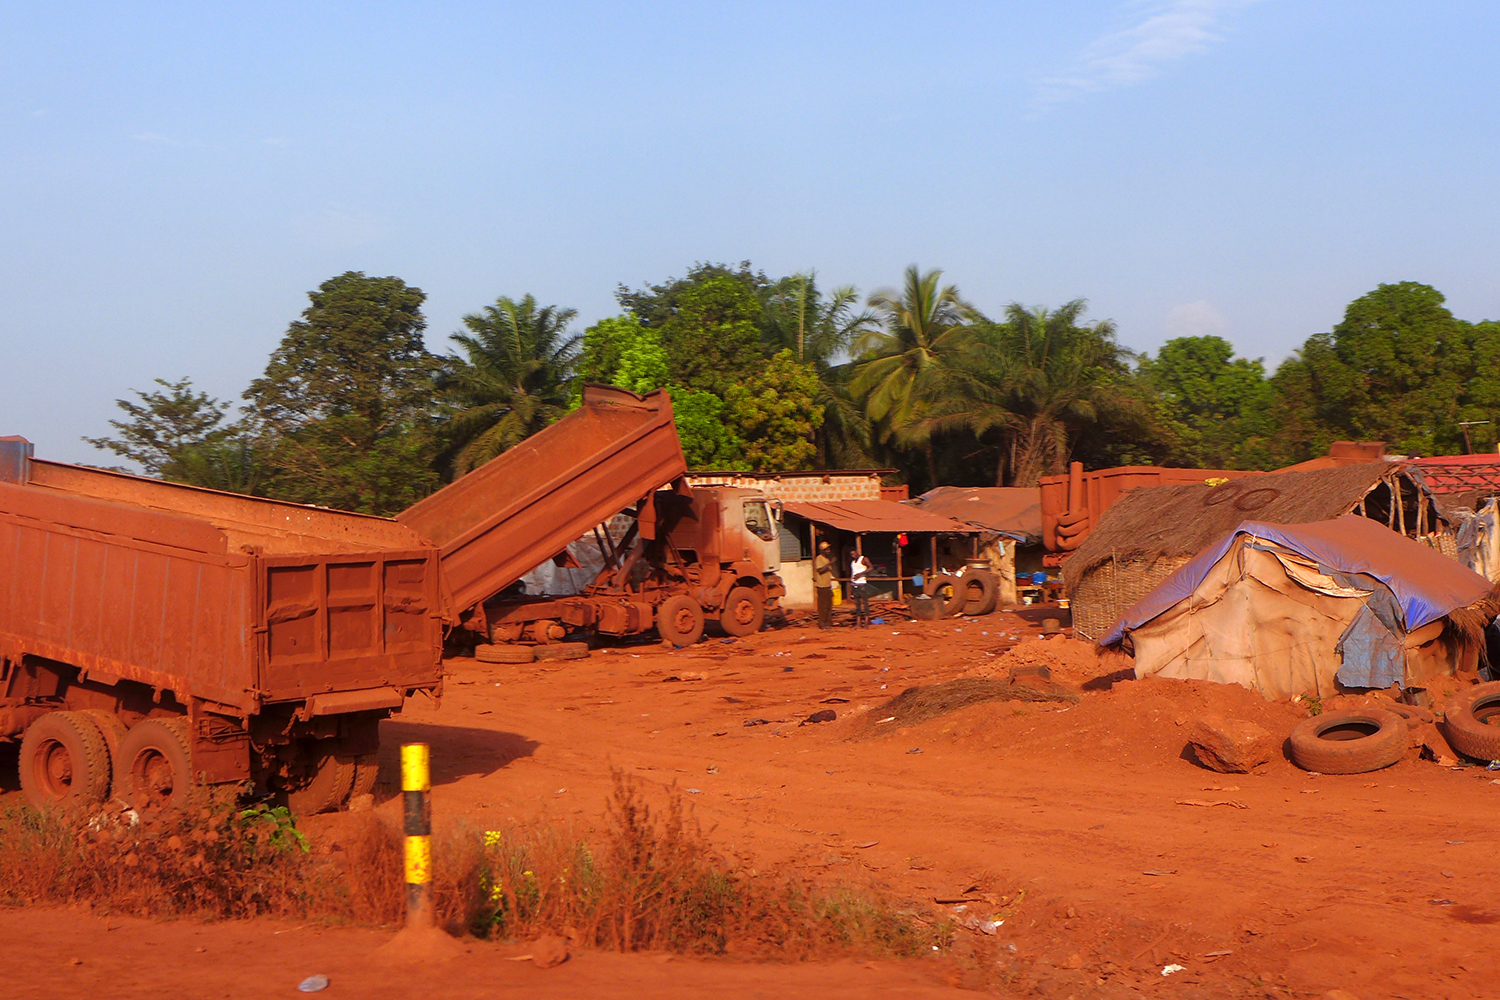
top-left (18, 608), bottom-right (1500, 999)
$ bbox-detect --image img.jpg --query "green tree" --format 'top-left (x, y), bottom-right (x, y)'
top-left (657, 275), bottom-right (766, 395)
top-left (244, 271), bottom-right (439, 514)
top-left (913, 301), bottom-right (1152, 486)
top-left (761, 273), bottom-right (877, 467)
top-left (725, 349), bottom-right (825, 471)
top-left (1269, 282), bottom-right (1470, 460)
top-left (850, 266), bottom-right (977, 484)
top-left (672, 389), bottom-right (747, 470)
top-left (616, 261), bottom-right (770, 330)
top-left (84, 377), bottom-right (232, 479)
top-left (576, 314), bottom-right (669, 395)
top-left (1138, 336), bottom-right (1276, 469)
top-left (441, 294), bottom-right (580, 475)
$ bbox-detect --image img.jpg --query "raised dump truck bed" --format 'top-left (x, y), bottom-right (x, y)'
top-left (398, 384), bottom-right (688, 622)
top-left (0, 443), bottom-right (443, 814)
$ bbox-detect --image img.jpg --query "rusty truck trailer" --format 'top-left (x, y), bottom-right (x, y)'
top-left (0, 442), bottom-right (442, 814)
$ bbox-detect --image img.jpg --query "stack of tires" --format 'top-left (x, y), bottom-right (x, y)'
top-left (907, 571), bottom-right (1000, 620)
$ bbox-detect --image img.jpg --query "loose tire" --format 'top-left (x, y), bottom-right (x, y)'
top-left (115, 718), bottom-right (194, 810)
top-left (961, 572), bottom-right (1000, 616)
top-left (476, 643), bottom-right (536, 664)
top-left (19, 711), bottom-right (112, 811)
top-left (720, 586), bottom-right (765, 637)
top-left (284, 747), bottom-right (356, 815)
top-left (922, 575), bottom-right (966, 618)
top-left (1288, 709), bottom-right (1406, 774)
top-left (905, 594), bottom-right (944, 621)
top-left (349, 752), bottom-right (381, 799)
top-left (535, 641), bottom-right (590, 662)
top-left (657, 595), bottom-right (705, 647)
top-left (1442, 681), bottom-right (1500, 761)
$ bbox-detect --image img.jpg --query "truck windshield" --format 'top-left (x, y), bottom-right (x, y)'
top-left (743, 501), bottom-right (775, 541)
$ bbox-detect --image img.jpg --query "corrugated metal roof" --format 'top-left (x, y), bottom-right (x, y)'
top-left (909, 486), bottom-right (1042, 541)
top-left (782, 499), bottom-right (977, 534)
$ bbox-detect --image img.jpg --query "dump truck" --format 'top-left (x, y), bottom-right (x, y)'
top-left (0, 438), bottom-right (443, 814)
top-left (397, 384), bottom-right (786, 649)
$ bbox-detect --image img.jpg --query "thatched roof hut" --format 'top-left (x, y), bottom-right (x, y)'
top-left (1062, 463), bottom-right (1450, 640)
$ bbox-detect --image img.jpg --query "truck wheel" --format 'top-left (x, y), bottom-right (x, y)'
top-left (19, 711), bottom-right (112, 811)
top-left (658, 595), bottom-right (705, 647)
top-left (116, 718), bottom-right (194, 810)
top-left (349, 753), bottom-right (381, 799)
top-left (961, 572), bottom-right (1000, 616)
top-left (720, 586), bottom-right (764, 637)
top-left (922, 575), bottom-right (966, 617)
top-left (284, 747), bottom-right (356, 815)
top-left (476, 643), bottom-right (536, 664)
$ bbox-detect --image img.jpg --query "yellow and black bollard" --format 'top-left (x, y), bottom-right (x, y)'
top-left (401, 742), bottom-right (433, 926)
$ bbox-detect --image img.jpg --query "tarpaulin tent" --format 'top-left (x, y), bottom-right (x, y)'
top-left (1101, 516), bottom-right (1497, 699)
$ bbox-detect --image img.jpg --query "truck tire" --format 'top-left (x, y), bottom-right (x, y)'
top-left (1442, 681), bottom-right (1500, 761)
top-left (961, 572), bottom-right (1000, 616)
top-left (922, 575), bottom-right (966, 617)
top-left (535, 642), bottom-right (590, 661)
top-left (349, 752), bottom-right (381, 799)
top-left (116, 718), bottom-right (194, 810)
top-left (1288, 709), bottom-right (1406, 774)
top-left (19, 711), bottom-right (113, 811)
top-left (720, 586), bottom-right (765, 637)
top-left (476, 643), bottom-right (536, 664)
top-left (284, 747), bottom-right (356, 815)
top-left (79, 710), bottom-right (130, 775)
top-left (658, 595), bottom-right (705, 647)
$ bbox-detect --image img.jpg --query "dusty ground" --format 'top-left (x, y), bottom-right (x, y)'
top-left (17, 605), bottom-right (1500, 999)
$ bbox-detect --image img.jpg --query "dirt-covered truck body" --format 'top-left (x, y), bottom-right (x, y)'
top-left (397, 385), bottom-right (784, 647)
top-left (0, 439), bottom-right (442, 813)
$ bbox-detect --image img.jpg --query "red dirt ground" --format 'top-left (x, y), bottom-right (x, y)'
top-left (16, 606), bottom-right (1500, 999)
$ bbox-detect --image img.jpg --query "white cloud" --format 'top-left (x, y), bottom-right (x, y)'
top-left (1164, 300), bottom-right (1228, 340)
top-left (1037, 0), bottom-right (1260, 106)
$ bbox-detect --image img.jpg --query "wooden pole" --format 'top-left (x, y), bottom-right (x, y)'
top-left (895, 538), bottom-right (903, 600)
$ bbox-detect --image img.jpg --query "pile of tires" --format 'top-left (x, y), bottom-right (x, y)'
top-left (920, 571), bottom-right (1000, 618)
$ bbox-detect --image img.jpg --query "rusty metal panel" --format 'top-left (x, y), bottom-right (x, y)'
top-left (1039, 463), bottom-right (1262, 553)
top-left (258, 548), bottom-right (441, 703)
top-left (28, 459), bottom-right (426, 554)
top-left (399, 385), bottom-right (687, 617)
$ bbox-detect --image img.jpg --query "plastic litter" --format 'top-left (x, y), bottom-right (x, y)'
top-left (871, 617), bottom-right (885, 625)
top-left (298, 974), bottom-right (330, 993)
top-left (1161, 965), bottom-right (1185, 977)
top-left (1487, 760), bottom-right (1500, 770)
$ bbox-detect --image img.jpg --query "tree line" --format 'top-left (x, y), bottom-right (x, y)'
top-left (87, 267), bottom-right (1500, 516)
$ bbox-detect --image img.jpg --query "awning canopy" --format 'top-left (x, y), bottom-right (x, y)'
top-left (908, 486), bottom-right (1041, 542)
top-left (1102, 515), bottom-right (1492, 645)
top-left (783, 499), bottom-right (976, 535)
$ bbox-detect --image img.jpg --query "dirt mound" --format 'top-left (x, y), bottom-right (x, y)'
top-left (959, 636), bottom-right (1103, 686)
top-left (854, 677), bottom-right (1077, 735)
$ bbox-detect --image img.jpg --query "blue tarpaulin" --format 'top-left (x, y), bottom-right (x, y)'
top-left (1101, 515), bottom-right (1491, 647)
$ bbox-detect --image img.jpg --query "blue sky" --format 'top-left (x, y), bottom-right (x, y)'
top-left (4, 2), bottom-right (1498, 464)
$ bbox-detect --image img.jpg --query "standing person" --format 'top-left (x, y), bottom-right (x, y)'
top-left (850, 550), bottom-right (871, 628)
top-left (813, 540), bottom-right (834, 629)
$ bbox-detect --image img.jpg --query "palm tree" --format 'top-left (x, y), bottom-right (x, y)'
top-left (919, 300), bottom-right (1143, 486)
top-left (850, 266), bottom-right (977, 483)
top-left (762, 272), bottom-right (881, 467)
top-left (441, 295), bottom-right (580, 475)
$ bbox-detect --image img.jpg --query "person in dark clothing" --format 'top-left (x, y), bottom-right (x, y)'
top-left (850, 551), bottom-right (871, 627)
top-left (813, 540), bottom-right (834, 629)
